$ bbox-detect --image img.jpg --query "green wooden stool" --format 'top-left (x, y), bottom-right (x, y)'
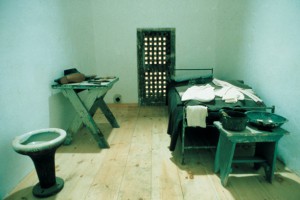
top-left (213, 121), bottom-right (287, 186)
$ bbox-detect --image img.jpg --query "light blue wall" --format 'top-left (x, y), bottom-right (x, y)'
top-left (0, 0), bottom-right (95, 198)
top-left (216, 0), bottom-right (300, 175)
top-left (1, 0), bottom-right (300, 198)
top-left (93, 0), bottom-right (300, 177)
top-left (92, 0), bottom-right (218, 103)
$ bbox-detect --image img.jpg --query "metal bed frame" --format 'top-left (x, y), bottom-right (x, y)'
top-left (173, 68), bottom-right (276, 164)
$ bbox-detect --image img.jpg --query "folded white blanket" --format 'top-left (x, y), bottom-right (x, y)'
top-left (186, 105), bottom-right (208, 128)
top-left (181, 84), bottom-right (215, 102)
top-left (215, 86), bottom-right (244, 103)
top-left (213, 78), bottom-right (262, 103)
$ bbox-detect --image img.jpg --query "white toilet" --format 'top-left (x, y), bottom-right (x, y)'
top-left (12, 128), bottom-right (66, 198)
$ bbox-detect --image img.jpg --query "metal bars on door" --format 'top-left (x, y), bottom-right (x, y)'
top-left (137, 28), bottom-right (175, 105)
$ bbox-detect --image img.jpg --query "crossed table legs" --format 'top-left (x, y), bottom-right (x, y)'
top-left (62, 88), bottom-right (119, 148)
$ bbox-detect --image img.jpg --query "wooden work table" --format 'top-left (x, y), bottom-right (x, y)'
top-left (213, 121), bottom-right (287, 186)
top-left (52, 77), bottom-right (120, 148)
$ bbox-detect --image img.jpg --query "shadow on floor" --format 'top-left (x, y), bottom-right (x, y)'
top-left (56, 123), bottom-right (113, 154)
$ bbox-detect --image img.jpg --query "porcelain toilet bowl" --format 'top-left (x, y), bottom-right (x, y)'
top-left (12, 128), bottom-right (66, 154)
top-left (12, 128), bottom-right (66, 198)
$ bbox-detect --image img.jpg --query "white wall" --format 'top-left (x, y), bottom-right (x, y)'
top-left (0, 0), bottom-right (95, 198)
top-left (1, 0), bottom-right (300, 198)
top-left (92, 0), bottom-right (300, 177)
top-left (91, 0), bottom-right (218, 103)
top-left (216, 0), bottom-right (300, 175)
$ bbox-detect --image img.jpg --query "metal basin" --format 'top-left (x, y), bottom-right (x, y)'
top-left (245, 111), bottom-right (287, 130)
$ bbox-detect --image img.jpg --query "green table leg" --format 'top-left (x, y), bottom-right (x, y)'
top-left (218, 134), bottom-right (236, 186)
top-left (63, 89), bottom-right (110, 148)
top-left (214, 136), bottom-right (222, 173)
top-left (97, 97), bottom-right (120, 128)
top-left (255, 142), bottom-right (277, 183)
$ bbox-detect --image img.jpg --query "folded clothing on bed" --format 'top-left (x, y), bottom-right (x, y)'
top-left (214, 86), bottom-right (245, 103)
top-left (186, 105), bottom-right (208, 128)
top-left (181, 84), bottom-right (215, 102)
top-left (213, 78), bottom-right (262, 103)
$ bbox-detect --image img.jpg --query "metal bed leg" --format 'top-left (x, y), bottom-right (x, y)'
top-left (181, 109), bottom-right (186, 165)
top-left (181, 128), bottom-right (185, 165)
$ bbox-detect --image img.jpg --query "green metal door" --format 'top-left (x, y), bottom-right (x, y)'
top-left (137, 28), bottom-right (175, 105)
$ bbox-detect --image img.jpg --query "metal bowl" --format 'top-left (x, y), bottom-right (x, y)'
top-left (245, 111), bottom-right (287, 130)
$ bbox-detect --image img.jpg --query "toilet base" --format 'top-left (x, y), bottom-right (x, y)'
top-left (32, 177), bottom-right (64, 198)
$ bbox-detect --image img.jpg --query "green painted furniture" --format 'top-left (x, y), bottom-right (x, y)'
top-left (213, 121), bottom-right (287, 186)
top-left (52, 78), bottom-right (120, 148)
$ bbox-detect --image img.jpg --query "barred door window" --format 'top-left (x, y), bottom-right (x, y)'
top-left (137, 28), bottom-right (175, 105)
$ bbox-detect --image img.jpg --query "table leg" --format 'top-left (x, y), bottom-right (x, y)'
top-left (64, 116), bottom-right (83, 145)
top-left (96, 97), bottom-right (120, 128)
top-left (214, 136), bottom-right (222, 173)
top-left (255, 142), bottom-right (277, 183)
top-left (218, 135), bottom-right (236, 186)
top-left (63, 89), bottom-right (110, 148)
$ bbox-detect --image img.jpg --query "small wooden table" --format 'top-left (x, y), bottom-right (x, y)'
top-left (52, 77), bottom-right (120, 148)
top-left (213, 121), bottom-right (287, 186)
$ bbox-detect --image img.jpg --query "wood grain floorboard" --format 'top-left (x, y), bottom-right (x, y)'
top-left (5, 105), bottom-right (300, 200)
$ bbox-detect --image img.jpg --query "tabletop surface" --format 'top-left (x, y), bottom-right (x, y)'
top-left (213, 121), bottom-right (288, 138)
top-left (52, 77), bottom-right (119, 89)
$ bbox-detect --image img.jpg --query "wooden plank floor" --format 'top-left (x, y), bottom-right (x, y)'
top-left (5, 104), bottom-right (300, 200)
